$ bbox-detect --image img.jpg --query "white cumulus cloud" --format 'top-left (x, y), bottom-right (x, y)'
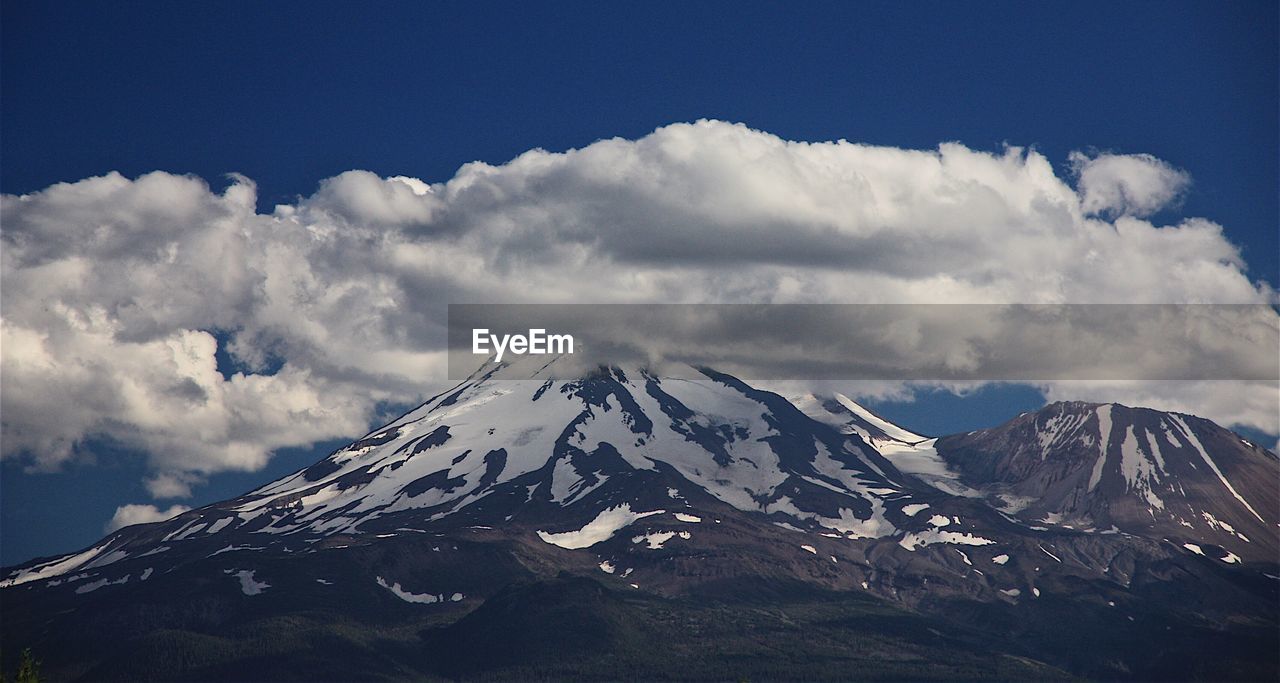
top-left (105, 503), bottom-right (192, 532)
top-left (2, 120), bottom-right (1275, 501)
top-left (1071, 151), bottom-right (1191, 218)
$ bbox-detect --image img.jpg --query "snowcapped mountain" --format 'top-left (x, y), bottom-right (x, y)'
top-left (224, 366), bottom-right (912, 544)
top-left (931, 401), bottom-right (1278, 564)
top-left (2, 366), bottom-right (1277, 680)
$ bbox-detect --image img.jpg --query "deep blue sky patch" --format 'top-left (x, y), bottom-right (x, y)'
top-left (3, 1), bottom-right (1276, 283)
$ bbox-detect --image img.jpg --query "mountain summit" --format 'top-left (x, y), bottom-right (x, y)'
top-left (933, 401), bottom-right (1277, 561)
top-left (3, 367), bottom-right (1277, 680)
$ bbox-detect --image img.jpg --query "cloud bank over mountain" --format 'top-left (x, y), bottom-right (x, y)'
top-left (2, 120), bottom-right (1275, 499)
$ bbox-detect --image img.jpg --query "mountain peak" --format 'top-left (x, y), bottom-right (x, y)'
top-left (934, 400), bottom-right (1276, 558)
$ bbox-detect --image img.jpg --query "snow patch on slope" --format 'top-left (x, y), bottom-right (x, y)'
top-left (537, 504), bottom-right (664, 549)
top-left (632, 530), bottom-right (691, 549)
top-left (75, 575), bottom-right (129, 594)
top-left (1, 544), bottom-right (109, 587)
top-left (232, 570), bottom-right (269, 595)
top-left (376, 576), bottom-right (462, 604)
top-left (878, 439), bottom-right (982, 498)
top-left (1169, 416), bottom-right (1265, 523)
top-left (1088, 405), bottom-right (1114, 491)
top-left (899, 530), bottom-right (995, 551)
top-left (901, 503), bottom-right (930, 517)
top-left (833, 394), bottom-right (925, 443)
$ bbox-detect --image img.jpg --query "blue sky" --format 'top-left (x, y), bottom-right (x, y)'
top-left (1, 1), bottom-right (1276, 565)
top-left (4, 0), bottom-right (1276, 283)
